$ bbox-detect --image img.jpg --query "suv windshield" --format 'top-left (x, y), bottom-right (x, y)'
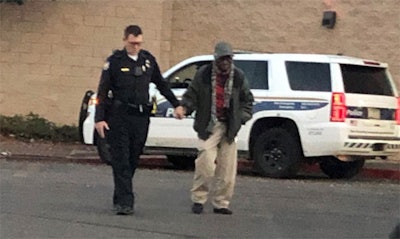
top-left (340, 64), bottom-right (394, 96)
top-left (168, 61), bottom-right (209, 88)
top-left (168, 60), bottom-right (269, 90)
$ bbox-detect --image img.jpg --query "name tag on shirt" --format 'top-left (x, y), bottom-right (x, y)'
top-left (121, 68), bottom-right (130, 72)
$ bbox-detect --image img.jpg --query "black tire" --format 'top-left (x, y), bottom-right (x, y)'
top-left (252, 128), bottom-right (302, 178)
top-left (78, 90), bottom-right (95, 143)
top-left (95, 131), bottom-right (112, 166)
top-left (319, 156), bottom-right (365, 179)
top-left (167, 155), bottom-right (196, 170)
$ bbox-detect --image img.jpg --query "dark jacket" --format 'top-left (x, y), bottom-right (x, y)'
top-left (95, 49), bottom-right (179, 122)
top-left (181, 63), bottom-right (254, 142)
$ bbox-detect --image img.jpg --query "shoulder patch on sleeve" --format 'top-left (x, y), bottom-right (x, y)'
top-left (112, 49), bottom-right (124, 58)
top-left (103, 61), bottom-right (110, 70)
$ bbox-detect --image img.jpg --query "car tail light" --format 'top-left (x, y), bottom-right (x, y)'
top-left (330, 92), bottom-right (347, 122)
top-left (396, 97), bottom-right (400, 125)
top-left (363, 60), bottom-right (380, 66)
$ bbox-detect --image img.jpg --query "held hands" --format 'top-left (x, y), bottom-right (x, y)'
top-left (95, 121), bottom-right (109, 138)
top-left (174, 106), bottom-right (186, 120)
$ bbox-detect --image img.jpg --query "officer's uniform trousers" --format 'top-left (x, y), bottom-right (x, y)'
top-left (191, 121), bottom-right (238, 209)
top-left (107, 106), bottom-right (150, 208)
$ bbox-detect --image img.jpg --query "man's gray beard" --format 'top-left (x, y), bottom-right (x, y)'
top-left (218, 67), bottom-right (231, 75)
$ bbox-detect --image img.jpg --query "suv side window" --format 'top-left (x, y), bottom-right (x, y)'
top-left (167, 61), bottom-right (210, 88)
top-left (286, 61), bottom-right (331, 92)
top-left (235, 60), bottom-right (268, 89)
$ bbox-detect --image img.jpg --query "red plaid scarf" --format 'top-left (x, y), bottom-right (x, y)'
top-left (216, 73), bottom-right (228, 120)
top-left (211, 61), bottom-right (234, 123)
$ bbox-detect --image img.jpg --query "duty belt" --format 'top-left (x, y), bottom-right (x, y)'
top-left (113, 100), bottom-right (149, 113)
top-left (126, 103), bottom-right (144, 112)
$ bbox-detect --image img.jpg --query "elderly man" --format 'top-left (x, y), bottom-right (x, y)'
top-left (177, 41), bottom-right (254, 215)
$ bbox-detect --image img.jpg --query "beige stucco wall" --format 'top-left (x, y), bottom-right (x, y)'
top-left (0, 0), bottom-right (172, 125)
top-left (0, 0), bottom-right (399, 125)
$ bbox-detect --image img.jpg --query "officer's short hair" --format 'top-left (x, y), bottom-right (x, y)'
top-left (124, 25), bottom-right (143, 39)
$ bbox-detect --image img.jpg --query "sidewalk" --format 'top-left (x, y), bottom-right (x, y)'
top-left (0, 136), bottom-right (399, 180)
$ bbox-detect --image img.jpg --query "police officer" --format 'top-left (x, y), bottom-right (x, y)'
top-left (95, 25), bottom-right (184, 215)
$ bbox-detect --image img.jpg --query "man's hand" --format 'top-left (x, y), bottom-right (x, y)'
top-left (174, 106), bottom-right (186, 119)
top-left (95, 121), bottom-right (109, 138)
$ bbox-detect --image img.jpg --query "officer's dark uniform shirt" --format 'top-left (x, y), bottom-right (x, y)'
top-left (95, 49), bottom-right (179, 122)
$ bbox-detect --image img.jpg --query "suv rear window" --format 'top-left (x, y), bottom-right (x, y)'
top-left (340, 64), bottom-right (394, 96)
top-left (286, 62), bottom-right (331, 92)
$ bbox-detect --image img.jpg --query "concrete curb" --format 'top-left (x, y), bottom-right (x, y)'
top-left (237, 160), bottom-right (400, 181)
top-left (2, 153), bottom-right (399, 181)
top-left (300, 162), bottom-right (400, 181)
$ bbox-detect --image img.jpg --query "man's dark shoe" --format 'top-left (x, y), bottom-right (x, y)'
top-left (113, 204), bottom-right (121, 212)
top-left (192, 203), bottom-right (203, 214)
top-left (116, 206), bottom-right (134, 215)
top-left (213, 208), bottom-right (233, 215)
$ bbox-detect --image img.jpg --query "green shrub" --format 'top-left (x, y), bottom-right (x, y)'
top-left (0, 0), bottom-right (24, 5)
top-left (0, 113), bottom-right (80, 142)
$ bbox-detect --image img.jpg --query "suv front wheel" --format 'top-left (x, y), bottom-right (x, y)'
top-left (252, 128), bottom-right (302, 178)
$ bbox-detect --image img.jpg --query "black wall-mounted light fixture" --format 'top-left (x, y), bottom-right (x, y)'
top-left (322, 10), bottom-right (336, 29)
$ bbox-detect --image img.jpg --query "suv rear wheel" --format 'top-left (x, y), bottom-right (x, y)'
top-left (253, 128), bottom-right (302, 178)
top-left (319, 156), bottom-right (365, 179)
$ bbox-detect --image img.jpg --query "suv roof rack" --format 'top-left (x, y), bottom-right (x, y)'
top-left (233, 49), bottom-right (273, 54)
top-left (233, 50), bottom-right (257, 54)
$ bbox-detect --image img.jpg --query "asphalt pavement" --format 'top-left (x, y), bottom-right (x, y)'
top-left (1, 138), bottom-right (399, 238)
top-left (1, 159), bottom-right (399, 239)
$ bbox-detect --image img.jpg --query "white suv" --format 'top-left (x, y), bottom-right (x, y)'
top-left (79, 53), bottom-right (400, 179)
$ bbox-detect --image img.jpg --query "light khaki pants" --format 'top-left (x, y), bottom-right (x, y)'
top-left (191, 121), bottom-right (237, 209)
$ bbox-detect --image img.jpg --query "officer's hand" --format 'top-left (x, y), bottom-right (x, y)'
top-left (174, 106), bottom-right (186, 120)
top-left (95, 121), bottom-right (109, 138)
